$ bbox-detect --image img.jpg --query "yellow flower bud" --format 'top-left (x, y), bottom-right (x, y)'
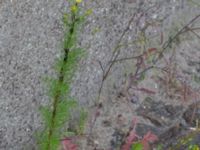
top-left (71, 5), bottom-right (78, 12)
top-left (76, 0), bottom-right (82, 4)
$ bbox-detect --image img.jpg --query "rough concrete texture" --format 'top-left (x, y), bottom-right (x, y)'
top-left (0, 0), bottom-right (64, 149)
top-left (0, 0), bottom-right (200, 149)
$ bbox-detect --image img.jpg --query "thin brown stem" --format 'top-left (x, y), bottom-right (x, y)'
top-left (154, 14), bottom-right (200, 63)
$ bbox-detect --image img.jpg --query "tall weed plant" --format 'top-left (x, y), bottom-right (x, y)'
top-left (36, 0), bottom-right (91, 149)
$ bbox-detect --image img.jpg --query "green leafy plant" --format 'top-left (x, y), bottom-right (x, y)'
top-left (168, 126), bottom-right (200, 150)
top-left (131, 142), bottom-right (143, 150)
top-left (36, 0), bottom-right (90, 149)
top-left (188, 144), bottom-right (200, 150)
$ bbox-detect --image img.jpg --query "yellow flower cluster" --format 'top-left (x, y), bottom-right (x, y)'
top-left (71, 0), bottom-right (82, 13)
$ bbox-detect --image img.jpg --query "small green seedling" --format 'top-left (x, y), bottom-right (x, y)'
top-left (131, 142), bottom-right (143, 150)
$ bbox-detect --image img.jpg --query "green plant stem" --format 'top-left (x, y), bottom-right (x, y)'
top-left (46, 11), bottom-right (76, 150)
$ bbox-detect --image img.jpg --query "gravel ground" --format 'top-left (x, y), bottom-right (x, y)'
top-left (0, 0), bottom-right (200, 149)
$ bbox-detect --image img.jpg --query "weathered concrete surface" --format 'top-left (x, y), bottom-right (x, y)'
top-left (74, 0), bottom-right (200, 149)
top-left (0, 0), bottom-right (64, 149)
top-left (0, 0), bottom-right (200, 149)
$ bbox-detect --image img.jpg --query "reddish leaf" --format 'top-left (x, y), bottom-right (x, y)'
top-left (141, 140), bottom-right (150, 150)
top-left (127, 130), bottom-right (139, 143)
top-left (131, 117), bottom-right (138, 130)
top-left (121, 117), bottom-right (140, 150)
top-left (62, 138), bottom-right (78, 150)
top-left (141, 131), bottom-right (158, 150)
top-left (142, 131), bottom-right (158, 143)
top-left (121, 118), bottom-right (158, 150)
top-left (122, 130), bottom-right (139, 150)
